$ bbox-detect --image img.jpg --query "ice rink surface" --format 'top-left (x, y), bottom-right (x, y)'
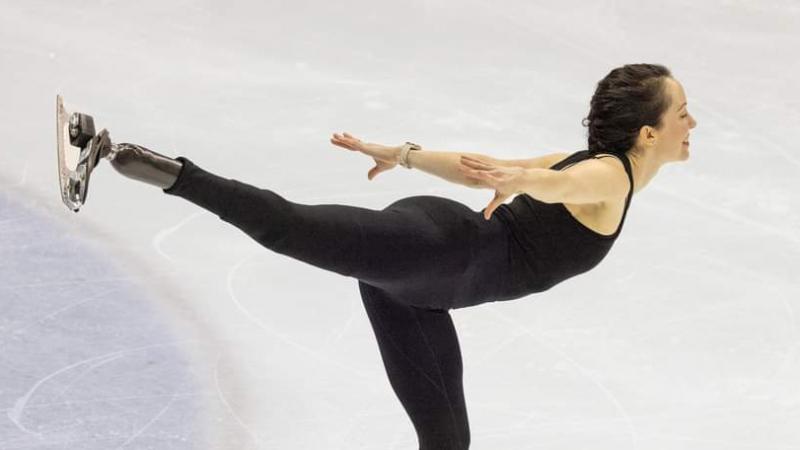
top-left (1, 0), bottom-right (799, 448)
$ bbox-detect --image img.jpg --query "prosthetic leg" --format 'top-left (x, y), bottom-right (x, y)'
top-left (56, 95), bottom-right (183, 212)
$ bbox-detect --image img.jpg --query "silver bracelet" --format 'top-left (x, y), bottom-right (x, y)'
top-left (398, 141), bottom-right (422, 169)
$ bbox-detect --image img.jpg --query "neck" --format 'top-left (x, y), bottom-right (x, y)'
top-left (626, 146), bottom-right (663, 194)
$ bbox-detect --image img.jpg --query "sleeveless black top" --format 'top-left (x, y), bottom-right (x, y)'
top-left (493, 150), bottom-right (634, 293)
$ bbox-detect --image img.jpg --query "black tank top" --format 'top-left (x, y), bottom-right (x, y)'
top-left (494, 150), bottom-right (634, 292)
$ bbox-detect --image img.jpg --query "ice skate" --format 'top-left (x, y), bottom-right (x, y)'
top-left (56, 95), bottom-right (113, 212)
top-left (56, 95), bottom-right (185, 211)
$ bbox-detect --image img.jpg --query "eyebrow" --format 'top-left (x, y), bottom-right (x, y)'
top-left (678, 102), bottom-right (687, 111)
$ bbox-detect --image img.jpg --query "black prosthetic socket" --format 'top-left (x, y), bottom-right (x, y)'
top-left (109, 143), bottom-right (184, 190)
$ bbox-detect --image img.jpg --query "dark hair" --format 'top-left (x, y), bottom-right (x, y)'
top-left (581, 64), bottom-right (673, 156)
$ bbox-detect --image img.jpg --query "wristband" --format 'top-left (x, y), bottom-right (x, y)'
top-left (398, 141), bottom-right (422, 169)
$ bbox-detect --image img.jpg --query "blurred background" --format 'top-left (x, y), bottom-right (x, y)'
top-left (1, 0), bottom-right (799, 448)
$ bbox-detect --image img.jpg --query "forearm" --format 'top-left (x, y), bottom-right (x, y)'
top-left (515, 168), bottom-right (568, 204)
top-left (405, 148), bottom-right (497, 188)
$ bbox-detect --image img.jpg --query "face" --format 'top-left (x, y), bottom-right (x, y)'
top-left (639, 77), bottom-right (698, 162)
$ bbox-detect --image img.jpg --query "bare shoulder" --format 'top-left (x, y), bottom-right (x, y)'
top-left (558, 153), bottom-right (631, 205)
top-left (547, 152), bottom-right (572, 167)
top-left (589, 153), bottom-right (627, 170)
top-left (590, 153), bottom-right (633, 192)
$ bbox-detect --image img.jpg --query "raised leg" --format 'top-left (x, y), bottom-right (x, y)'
top-left (108, 143), bottom-right (183, 190)
top-left (358, 281), bottom-right (470, 450)
top-left (161, 155), bottom-right (480, 309)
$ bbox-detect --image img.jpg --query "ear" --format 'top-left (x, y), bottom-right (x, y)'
top-left (638, 125), bottom-right (657, 148)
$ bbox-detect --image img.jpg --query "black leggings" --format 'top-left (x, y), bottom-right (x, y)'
top-left (163, 156), bottom-right (533, 449)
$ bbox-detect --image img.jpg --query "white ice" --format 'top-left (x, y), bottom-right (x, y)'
top-left (1, 0), bottom-right (799, 448)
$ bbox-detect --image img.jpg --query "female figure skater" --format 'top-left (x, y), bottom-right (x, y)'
top-left (88, 63), bottom-right (696, 449)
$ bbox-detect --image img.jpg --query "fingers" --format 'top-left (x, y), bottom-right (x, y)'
top-left (459, 165), bottom-right (498, 181)
top-left (458, 165), bottom-right (481, 180)
top-left (484, 191), bottom-right (510, 220)
top-left (330, 136), bottom-right (350, 150)
top-left (331, 132), bottom-right (360, 151)
top-left (461, 155), bottom-right (488, 163)
top-left (458, 165), bottom-right (481, 179)
top-left (333, 132), bottom-right (359, 142)
top-left (483, 202), bottom-right (496, 220)
top-left (459, 156), bottom-right (493, 179)
top-left (460, 155), bottom-right (493, 169)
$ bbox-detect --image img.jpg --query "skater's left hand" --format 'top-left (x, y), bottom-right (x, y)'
top-left (458, 156), bottom-right (525, 220)
top-left (330, 132), bottom-right (400, 181)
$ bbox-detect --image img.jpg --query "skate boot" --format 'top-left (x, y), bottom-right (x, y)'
top-left (56, 95), bottom-right (113, 212)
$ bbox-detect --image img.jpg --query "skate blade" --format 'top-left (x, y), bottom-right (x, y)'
top-left (56, 95), bottom-right (95, 213)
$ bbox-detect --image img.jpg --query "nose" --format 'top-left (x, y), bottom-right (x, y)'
top-left (689, 113), bottom-right (697, 129)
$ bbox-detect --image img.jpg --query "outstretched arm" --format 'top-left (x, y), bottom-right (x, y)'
top-left (330, 132), bottom-right (499, 187)
top-left (458, 156), bottom-right (568, 219)
top-left (492, 152), bottom-right (571, 170)
top-left (407, 149), bottom-right (572, 188)
top-left (405, 149), bottom-right (508, 188)
top-left (329, 132), bottom-right (567, 189)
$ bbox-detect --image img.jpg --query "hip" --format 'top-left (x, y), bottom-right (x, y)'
top-left (380, 195), bottom-right (542, 308)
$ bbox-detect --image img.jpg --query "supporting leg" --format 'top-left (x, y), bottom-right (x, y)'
top-left (358, 281), bottom-right (470, 450)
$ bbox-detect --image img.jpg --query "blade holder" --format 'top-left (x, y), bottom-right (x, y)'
top-left (68, 112), bottom-right (96, 149)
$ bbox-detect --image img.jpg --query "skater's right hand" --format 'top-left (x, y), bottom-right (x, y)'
top-left (330, 132), bottom-right (401, 181)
